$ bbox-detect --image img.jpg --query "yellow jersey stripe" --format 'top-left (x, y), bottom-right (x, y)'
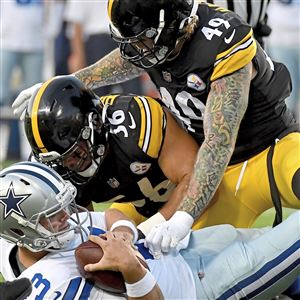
top-left (134, 96), bottom-right (164, 158)
top-left (134, 96), bottom-right (147, 152)
top-left (211, 34), bottom-right (256, 81)
top-left (205, 2), bottom-right (230, 12)
top-left (31, 78), bottom-right (55, 153)
top-left (145, 96), bottom-right (164, 158)
top-left (100, 95), bottom-right (118, 106)
top-left (216, 29), bottom-right (254, 61)
top-left (107, 0), bottom-right (114, 20)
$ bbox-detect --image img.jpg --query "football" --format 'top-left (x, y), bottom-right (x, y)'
top-left (75, 239), bottom-right (126, 294)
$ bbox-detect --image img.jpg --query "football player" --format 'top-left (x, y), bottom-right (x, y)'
top-left (0, 161), bottom-right (299, 299)
top-left (13, 0), bottom-right (300, 254)
top-left (79, 0), bottom-right (300, 253)
top-left (23, 75), bottom-right (199, 237)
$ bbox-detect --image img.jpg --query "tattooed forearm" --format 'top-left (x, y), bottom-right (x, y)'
top-left (74, 48), bottom-right (144, 90)
top-left (179, 63), bottom-right (252, 219)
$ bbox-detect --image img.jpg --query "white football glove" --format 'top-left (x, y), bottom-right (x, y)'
top-left (137, 212), bottom-right (166, 237)
top-left (12, 83), bottom-right (43, 121)
top-left (145, 211), bottom-right (194, 259)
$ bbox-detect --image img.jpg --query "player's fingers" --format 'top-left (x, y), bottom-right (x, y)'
top-left (150, 249), bottom-right (163, 260)
top-left (84, 261), bottom-right (106, 272)
top-left (145, 231), bottom-right (164, 258)
top-left (12, 83), bottom-right (42, 117)
top-left (19, 109), bottom-right (27, 121)
top-left (88, 234), bottom-right (107, 247)
top-left (12, 91), bottom-right (28, 109)
top-left (170, 236), bottom-right (179, 248)
top-left (161, 234), bottom-right (172, 253)
top-left (13, 99), bottom-right (29, 118)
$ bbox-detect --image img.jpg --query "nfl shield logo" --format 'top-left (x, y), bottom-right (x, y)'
top-left (107, 178), bottom-right (120, 188)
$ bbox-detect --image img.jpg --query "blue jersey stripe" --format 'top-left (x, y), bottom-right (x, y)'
top-left (63, 277), bottom-right (82, 300)
top-left (2, 169), bottom-right (60, 193)
top-left (79, 280), bottom-right (94, 299)
top-left (16, 161), bottom-right (63, 182)
top-left (217, 240), bottom-right (300, 299)
top-left (242, 259), bottom-right (300, 299)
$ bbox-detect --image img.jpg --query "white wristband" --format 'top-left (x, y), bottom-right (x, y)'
top-left (125, 269), bottom-right (156, 298)
top-left (137, 212), bottom-right (166, 236)
top-left (110, 220), bottom-right (138, 244)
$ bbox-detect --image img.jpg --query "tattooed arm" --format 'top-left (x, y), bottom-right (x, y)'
top-left (144, 63), bottom-right (253, 258)
top-left (74, 48), bottom-right (144, 90)
top-left (179, 62), bottom-right (252, 219)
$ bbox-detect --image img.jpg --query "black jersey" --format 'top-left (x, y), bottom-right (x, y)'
top-left (148, 3), bottom-right (294, 164)
top-left (75, 94), bottom-right (174, 217)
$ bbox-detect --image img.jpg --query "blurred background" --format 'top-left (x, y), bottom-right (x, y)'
top-left (0, 0), bottom-right (299, 223)
top-left (0, 1), bottom-right (299, 293)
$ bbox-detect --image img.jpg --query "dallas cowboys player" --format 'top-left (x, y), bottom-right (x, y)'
top-left (0, 161), bottom-right (299, 299)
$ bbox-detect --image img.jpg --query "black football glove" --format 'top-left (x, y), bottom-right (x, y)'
top-left (0, 278), bottom-right (32, 300)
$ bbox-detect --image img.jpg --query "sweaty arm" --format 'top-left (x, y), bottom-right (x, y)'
top-left (74, 48), bottom-right (144, 90)
top-left (137, 109), bottom-right (199, 236)
top-left (157, 109), bottom-right (199, 220)
top-left (179, 62), bottom-right (253, 220)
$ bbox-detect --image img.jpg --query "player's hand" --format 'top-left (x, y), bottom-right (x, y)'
top-left (144, 211), bottom-right (194, 259)
top-left (12, 83), bottom-right (43, 121)
top-left (0, 278), bottom-right (32, 300)
top-left (84, 232), bottom-right (139, 273)
top-left (137, 212), bottom-right (166, 236)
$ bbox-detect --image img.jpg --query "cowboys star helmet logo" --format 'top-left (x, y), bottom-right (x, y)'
top-left (0, 182), bottom-right (30, 219)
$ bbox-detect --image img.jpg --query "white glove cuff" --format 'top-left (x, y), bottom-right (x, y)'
top-left (110, 220), bottom-right (138, 244)
top-left (173, 211), bottom-right (194, 227)
top-left (125, 269), bottom-right (156, 298)
top-left (137, 212), bottom-right (166, 236)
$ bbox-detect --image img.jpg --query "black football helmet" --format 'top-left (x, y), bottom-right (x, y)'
top-left (24, 75), bottom-right (108, 185)
top-left (108, 0), bottom-right (199, 68)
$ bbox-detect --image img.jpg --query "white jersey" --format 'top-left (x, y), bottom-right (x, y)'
top-left (0, 212), bottom-right (196, 300)
top-left (0, 0), bottom-right (45, 51)
top-left (1, 211), bottom-right (299, 299)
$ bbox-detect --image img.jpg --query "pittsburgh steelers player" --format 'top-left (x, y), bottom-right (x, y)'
top-left (23, 75), bottom-right (199, 239)
top-left (1, 162), bottom-right (299, 300)
top-left (13, 0), bottom-right (300, 256)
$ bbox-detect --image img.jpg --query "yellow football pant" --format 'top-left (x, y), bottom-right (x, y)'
top-left (110, 132), bottom-right (300, 229)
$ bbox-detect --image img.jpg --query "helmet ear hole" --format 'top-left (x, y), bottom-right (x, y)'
top-left (11, 228), bottom-right (25, 237)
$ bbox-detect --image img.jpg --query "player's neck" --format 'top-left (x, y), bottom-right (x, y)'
top-left (17, 247), bottom-right (47, 268)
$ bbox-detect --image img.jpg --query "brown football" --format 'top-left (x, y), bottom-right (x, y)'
top-left (75, 239), bottom-right (126, 294)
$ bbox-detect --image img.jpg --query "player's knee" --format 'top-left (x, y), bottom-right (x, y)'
top-left (292, 168), bottom-right (300, 200)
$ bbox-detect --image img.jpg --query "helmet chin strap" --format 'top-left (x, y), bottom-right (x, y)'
top-left (77, 157), bottom-right (100, 178)
top-left (76, 111), bottom-right (104, 178)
